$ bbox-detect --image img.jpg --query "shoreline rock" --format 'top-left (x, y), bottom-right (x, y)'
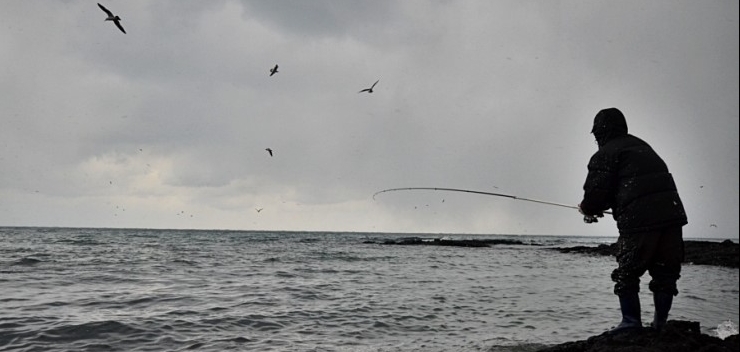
top-left (369, 237), bottom-right (530, 247)
top-left (550, 239), bottom-right (739, 269)
top-left (536, 320), bottom-right (738, 352)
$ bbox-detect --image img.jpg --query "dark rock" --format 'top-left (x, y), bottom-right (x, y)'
top-left (683, 240), bottom-right (739, 268)
top-left (550, 240), bottom-right (739, 268)
top-left (555, 243), bottom-right (616, 256)
top-left (377, 237), bottom-right (526, 247)
top-left (537, 320), bottom-right (739, 352)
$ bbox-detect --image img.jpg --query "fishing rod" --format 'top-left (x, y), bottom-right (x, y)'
top-left (372, 187), bottom-right (611, 219)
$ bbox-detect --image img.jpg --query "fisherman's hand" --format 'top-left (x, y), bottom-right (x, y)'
top-left (583, 215), bottom-right (599, 223)
top-left (583, 212), bottom-right (604, 224)
top-left (579, 203), bottom-right (604, 223)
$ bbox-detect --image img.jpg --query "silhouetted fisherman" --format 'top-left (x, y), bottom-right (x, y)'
top-left (578, 107), bottom-right (687, 334)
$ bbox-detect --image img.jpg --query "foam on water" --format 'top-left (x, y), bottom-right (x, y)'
top-left (715, 320), bottom-right (739, 339)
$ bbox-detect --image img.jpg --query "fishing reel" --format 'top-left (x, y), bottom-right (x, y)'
top-left (583, 214), bottom-right (604, 223)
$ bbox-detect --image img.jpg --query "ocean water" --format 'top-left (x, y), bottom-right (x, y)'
top-left (0, 228), bottom-right (737, 352)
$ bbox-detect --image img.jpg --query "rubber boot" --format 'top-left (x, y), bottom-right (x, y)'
top-left (651, 292), bottom-right (673, 332)
top-left (609, 293), bottom-right (642, 334)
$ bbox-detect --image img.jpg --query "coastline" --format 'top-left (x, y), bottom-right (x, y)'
top-left (541, 240), bottom-right (739, 351)
top-left (376, 237), bottom-right (740, 350)
top-left (536, 320), bottom-right (738, 352)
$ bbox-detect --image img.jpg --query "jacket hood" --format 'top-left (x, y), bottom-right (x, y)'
top-left (592, 108), bottom-right (628, 146)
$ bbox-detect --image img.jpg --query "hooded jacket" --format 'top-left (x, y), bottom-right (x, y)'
top-left (580, 108), bottom-right (687, 234)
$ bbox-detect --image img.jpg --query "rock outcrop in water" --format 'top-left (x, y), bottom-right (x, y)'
top-left (551, 239), bottom-right (739, 268)
top-left (370, 237), bottom-right (738, 268)
top-left (537, 320), bottom-right (738, 352)
top-left (368, 237), bottom-right (528, 247)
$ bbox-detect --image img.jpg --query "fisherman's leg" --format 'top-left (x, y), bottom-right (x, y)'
top-left (648, 226), bottom-right (684, 331)
top-left (609, 232), bottom-right (659, 333)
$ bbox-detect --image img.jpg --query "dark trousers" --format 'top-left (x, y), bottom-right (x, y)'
top-left (611, 226), bottom-right (684, 296)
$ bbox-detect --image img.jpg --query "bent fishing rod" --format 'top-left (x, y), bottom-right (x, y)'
top-left (372, 187), bottom-right (611, 217)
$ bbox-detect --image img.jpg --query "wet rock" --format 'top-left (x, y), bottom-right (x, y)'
top-left (376, 237), bottom-right (527, 247)
top-left (537, 320), bottom-right (738, 352)
top-left (551, 240), bottom-right (739, 268)
top-left (554, 243), bottom-right (615, 257)
top-left (683, 240), bottom-right (739, 268)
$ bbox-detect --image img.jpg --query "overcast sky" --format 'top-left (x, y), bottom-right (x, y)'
top-left (1, 1), bottom-right (737, 239)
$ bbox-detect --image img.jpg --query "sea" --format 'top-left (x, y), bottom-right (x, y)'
top-left (1, 227), bottom-right (737, 352)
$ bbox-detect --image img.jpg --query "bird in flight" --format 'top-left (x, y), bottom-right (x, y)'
top-left (255, 207), bottom-right (263, 213)
top-left (98, 3), bottom-right (126, 34)
top-left (269, 64), bottom-right (279, 76)
top-left (265, 148), bottom-right (273, 157)
top-left (359, 80), bottom-right (379, 93)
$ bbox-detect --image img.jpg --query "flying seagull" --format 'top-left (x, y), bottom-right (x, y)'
top-left (98, 3), bottom-right (126, 34)
top-left (269, 64), bottom-right (279, 76)
top-left (359, 80), bottom-right (379, 93)
top-left (265, 148), bottom-right (273, 157)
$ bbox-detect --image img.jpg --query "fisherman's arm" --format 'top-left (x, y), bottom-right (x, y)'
top-left (579, 153), bottom-right (616, 220)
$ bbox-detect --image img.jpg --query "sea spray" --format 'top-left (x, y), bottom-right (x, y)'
top-left (715, 320), bottom-right (739, 339)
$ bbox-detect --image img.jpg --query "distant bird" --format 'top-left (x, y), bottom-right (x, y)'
top-left (265, 148), bottom-right (273, 157)
top-left (269, 64), bottom-right (279, 76)
top-left (255, 208), bottom-right (263, 213)
top-left (98, 3), bottom-right (126, 34)
top-left (359, 80), bottom-right (379, 93)
top-left (710, 224), bottom-right (718, 228)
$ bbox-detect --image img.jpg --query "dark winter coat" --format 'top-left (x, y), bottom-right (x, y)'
top-left (580, 108), bottom-right (688, 234)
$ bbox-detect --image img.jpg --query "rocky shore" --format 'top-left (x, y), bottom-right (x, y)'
top-left (540, 239), bottom-right (739, 350)
top-left (368, 237), bottom-right (529, 247)
top-left (371, 237), bottom-right (739, 350)
top-left (536, 320), bottom-right (738, 352)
